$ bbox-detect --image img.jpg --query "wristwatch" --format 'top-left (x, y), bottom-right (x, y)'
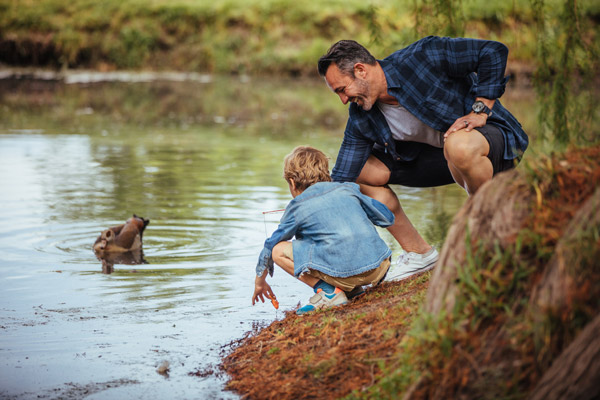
top-left (472, 100), bottom-right (493, 117)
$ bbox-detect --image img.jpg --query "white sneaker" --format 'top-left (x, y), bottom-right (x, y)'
top-left (385, 248), bottom-right (439, 282)
top-left (296, 288), bottom-right (348, 315)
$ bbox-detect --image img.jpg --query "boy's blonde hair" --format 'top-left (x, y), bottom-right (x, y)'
top-left (283, 146), bottom-right (332, 191)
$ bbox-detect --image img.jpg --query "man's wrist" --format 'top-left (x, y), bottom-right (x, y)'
top-left (472, 100), bottom-right (493, 117)
top-left (470, 111), bottom-right (489, 124)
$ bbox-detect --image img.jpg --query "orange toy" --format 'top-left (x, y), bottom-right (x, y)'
top-left (267, 294), bottom-right (279, 309)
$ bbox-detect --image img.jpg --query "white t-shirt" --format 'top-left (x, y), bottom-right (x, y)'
top-left (377, 101), bottom-right (444, 148)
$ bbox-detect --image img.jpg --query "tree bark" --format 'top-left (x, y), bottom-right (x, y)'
top-left (530, 187), bottom-right (600, 312)
top-left (425, 170), bottom-right (533, 315)
top-left (528, 312), bottom-right (600, 400)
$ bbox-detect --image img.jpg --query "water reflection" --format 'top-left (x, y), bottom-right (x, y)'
top-left (95, 249), bottom-right (148, 274)
top-left (0, 76), bottom-right (352, 399)
top-left (0, 75), bottom-right (346, 138)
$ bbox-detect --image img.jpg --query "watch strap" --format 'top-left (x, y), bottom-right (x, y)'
top-left (472, 101), bottom-right (493, 117)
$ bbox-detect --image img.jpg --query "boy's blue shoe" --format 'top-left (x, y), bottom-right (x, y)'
top-left (296, 287), bottom-right (348, 315)
top-left (313, 279), bottom-right (335, 293)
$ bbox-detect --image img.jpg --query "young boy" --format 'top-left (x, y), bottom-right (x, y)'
top-left (252, 146), bottom-right (394, 315)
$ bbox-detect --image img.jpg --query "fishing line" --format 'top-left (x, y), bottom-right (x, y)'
top-left (262, 209), bottom-right (285, 238)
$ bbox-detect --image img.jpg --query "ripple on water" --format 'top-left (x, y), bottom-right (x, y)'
top-left (0, 216), bottom-right (263, 271)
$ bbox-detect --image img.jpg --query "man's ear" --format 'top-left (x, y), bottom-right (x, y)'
top-left (353, 63), bottom-right (367, 79)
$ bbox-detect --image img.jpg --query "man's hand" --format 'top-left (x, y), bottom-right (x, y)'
top-left (444, 112), bottom-right (487, 140)
top-left (252, 278), bottom-right (276, 306)
top-left (444, 97), bottom-right (495, 141)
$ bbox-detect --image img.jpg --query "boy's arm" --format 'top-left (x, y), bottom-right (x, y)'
top-left (356, 189), bottom-right (395, 227)
top-left (252, 268), bottom-right (276, 305)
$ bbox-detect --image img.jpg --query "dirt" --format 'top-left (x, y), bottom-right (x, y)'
top-left (221, 273), bottom-right (431, 399)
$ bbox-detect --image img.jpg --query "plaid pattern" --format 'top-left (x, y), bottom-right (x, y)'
top-left (331, 36), bottom-right (529, 183)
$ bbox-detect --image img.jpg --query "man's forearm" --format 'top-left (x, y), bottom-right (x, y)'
top-left (475, 97), bottom-right (496, 111)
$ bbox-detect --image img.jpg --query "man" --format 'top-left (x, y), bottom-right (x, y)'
top-left (317, 36), bottom-right (528, 280)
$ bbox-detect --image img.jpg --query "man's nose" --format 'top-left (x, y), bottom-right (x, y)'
top-left (338, 93), bottom-right (349, 104)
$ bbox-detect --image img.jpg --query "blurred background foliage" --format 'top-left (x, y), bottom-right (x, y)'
top-left (0, 0), bottom-right (598, 143)
top-left (1, 0), bottom-right (598, 75)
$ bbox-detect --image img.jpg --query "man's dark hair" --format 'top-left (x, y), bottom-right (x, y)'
top-left (317, 40), bottom-right (377, 77)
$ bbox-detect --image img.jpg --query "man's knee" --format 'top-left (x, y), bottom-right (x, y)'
top-left (358, 174), bottom-right (388, 187)
top-left (444, 132), bottom-right (487, 170)
top-left (356, 156), bottom-right (391, 186)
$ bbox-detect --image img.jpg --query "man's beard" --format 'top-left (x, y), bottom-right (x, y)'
top-left (351, 78), bottom-right (373, 111)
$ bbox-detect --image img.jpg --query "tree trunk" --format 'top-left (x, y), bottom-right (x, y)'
top-left (528, 312), bottom-right (600, 400)
top-left (530, 187), bottom-right (600, 312)
top-left (425, 170), bottom-right (533, 315)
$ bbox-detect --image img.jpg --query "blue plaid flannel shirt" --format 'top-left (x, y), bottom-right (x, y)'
top-left (331, 36), bottom-right (529, 183)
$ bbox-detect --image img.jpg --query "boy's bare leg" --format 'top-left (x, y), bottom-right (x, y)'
top-left (272, 242), bottom-right (319, 287)
top-left (356, 156), bottom-right (432, 254)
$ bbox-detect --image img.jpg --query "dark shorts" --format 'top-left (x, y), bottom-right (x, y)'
top-left (372, 125), bottom-right (517, 187)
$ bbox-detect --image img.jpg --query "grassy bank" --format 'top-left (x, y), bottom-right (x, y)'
top-left (221, 144), bottom-right (600, 399)
top-left (1, 0), bottom-right (598, 75)
top-left (0, 0), bottom-right (374, 74)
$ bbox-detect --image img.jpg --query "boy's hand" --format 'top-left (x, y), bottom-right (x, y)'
top-left (252, 281), bottom-right (276, 305)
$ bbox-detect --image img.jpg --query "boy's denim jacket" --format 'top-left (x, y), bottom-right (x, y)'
top-left (256, 182), bottom-right (394, 278)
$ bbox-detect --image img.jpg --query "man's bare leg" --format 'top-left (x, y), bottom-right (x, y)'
top-left (444, 129), bottom-right (493, 195)
top-left (356, 156), bottom-right (432, 254)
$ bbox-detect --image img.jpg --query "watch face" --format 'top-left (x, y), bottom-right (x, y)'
top-left (472, 101), bottom-right (485, 113)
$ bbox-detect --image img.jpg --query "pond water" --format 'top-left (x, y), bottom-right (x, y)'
top-left (0, 73), bottom-right (533, 399)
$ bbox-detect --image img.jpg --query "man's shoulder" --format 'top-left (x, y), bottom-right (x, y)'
top-left (385, 36), bottom-right (441, 60)
top-left (380, 37), bottom-right (442, 86)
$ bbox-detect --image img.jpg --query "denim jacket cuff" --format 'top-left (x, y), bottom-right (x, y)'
top-left (256, 248), bottom-right (274, 277)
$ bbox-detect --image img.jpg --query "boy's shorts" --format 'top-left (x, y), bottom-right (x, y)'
top-left (371, 124), bottom-right (518, 187)
top-left (282, 242), bottom-right (391, 292)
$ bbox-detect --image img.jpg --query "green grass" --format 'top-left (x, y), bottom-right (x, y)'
top-left (1, 0), bottom-right (598, 74)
